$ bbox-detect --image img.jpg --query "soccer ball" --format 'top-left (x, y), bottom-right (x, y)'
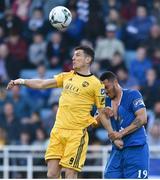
top-left (49, 6), bottom-right (72, 30)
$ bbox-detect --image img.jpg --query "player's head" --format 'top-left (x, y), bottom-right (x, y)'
top-left (100, 71), bottom-right (119, 99)
top-left (72, 45), bottom-right (94, 70)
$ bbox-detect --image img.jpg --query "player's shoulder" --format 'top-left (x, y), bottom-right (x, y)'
top-left (124, 89), bottom-right (142, 98)
top-left (61, 70), bottom-right (74, 77)
top-left (90, 74), bottom-right (102, 84)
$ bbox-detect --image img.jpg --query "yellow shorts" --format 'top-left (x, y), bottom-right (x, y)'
top-left (45, 127), bottom-right (88, 172)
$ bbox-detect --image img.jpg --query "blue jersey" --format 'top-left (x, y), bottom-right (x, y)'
top-left (106, 89), bottom-right (147, 147)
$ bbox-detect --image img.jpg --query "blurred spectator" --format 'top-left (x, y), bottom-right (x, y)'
top-left (12, 0), bottom-right (31, 22)
top-left (148, 101), bottom-right (160, 129)
top-left (80, 38), bottom-right (93, 48)
top-left (154, 101), bottom-right (160, 120)
top-left (0, 43), bottom-right (9, 82)
top-left (21, 111), bottom-right (42, 141)
top-left (32, 128), bottom-right (47, 145)
top-left (105, 8), bottom-right (124, 39)
top-left (0, 8), bottom-right (23, 36)
top-left (147, 24), bottom-right (160, 57)
top-left (120, 0), bottom-right (138, 21)
top-left (129, 46), bottom-right (152, 85)
top-left (109, 51), bottom-right (126, 73)
top-left (0, 0), bottom-right (7, 18)
top-left (85, 0), bottom-right (105, 41)
top-left (124, 5), bottom-right (155, 50)
top-left (19, 131), bottom-right (31, 145)
top-left (41, 102), bottom-right (58, 135)
top-left (67, 0), bottom-right (89, 23)
top-left (0, 127), bottom-right (7, 147)
top-left (28, 32), bottom-right (47, 67)
top-left (151, 0), bottom-right (160, 25)
top-left (25, 64), bottom-right (52, 109)
top-left (0, 43), bottom-right (20, 79)
top-left (148, 121), bottom-right (160, 146)
top-left (90, 62), bottom-right (101, 77)
top-left (116, 67), bottom-right (140, 90)
top-left (0, 84), bottom-right (10, 116)
top-left (7, 31), bottom-right (28, 74)
top-left (101, 0), bottom-right (121, 17)
top-left (47, 32), bottom-right (67, 68)
top-left (25, 7), bottom-right (48, 40)
top-left (9, 85), bottom-right (34, 119)
top-left (1, 102), bottom-right (21, 144)
top-left (28, 0), bottom-right (45, 17)
top-left (64, 9), bottom-right (85, 46)
top-left (141, 69), bottom-right (160, 109)
top-left (95, 23), bottom-right (125, 69)
top-left (0, 25), bottom-right (5, 43)
top-left (152, 48), bottom-right (160, 76)
top-left (7, 32), bottom-right (27, 62)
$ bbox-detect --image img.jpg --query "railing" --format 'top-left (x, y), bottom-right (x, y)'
top-left (0, 145), bottom-right (159, 179)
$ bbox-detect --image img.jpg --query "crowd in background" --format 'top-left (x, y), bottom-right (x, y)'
top-left (0, 0), bottom-right (160, 150)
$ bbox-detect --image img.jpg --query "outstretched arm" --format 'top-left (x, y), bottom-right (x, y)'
top-left (109, 108), bottom-right (147, 141)
top-left (7, 78), bottom-right (58, 90)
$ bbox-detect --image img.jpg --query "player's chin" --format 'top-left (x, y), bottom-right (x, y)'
top-left (73, 66), bottom-right (78, 70)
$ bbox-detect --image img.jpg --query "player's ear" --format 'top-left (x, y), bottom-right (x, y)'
top-left (114, 79), bottom-right (118, 84)
top-left (86, 56), bottom-right (92, 64)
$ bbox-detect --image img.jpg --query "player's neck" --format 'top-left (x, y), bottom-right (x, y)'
top-left (115, 86), bottom-right (123, 102)
top-left (75, 68), bottom-right (91, 76)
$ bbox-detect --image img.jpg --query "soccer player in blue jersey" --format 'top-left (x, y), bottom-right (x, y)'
top-left (99, 71), bottom-right (149, 179)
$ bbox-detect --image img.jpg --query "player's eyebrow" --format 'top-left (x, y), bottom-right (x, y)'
top-left (75, 51), bottom-right (81, 56)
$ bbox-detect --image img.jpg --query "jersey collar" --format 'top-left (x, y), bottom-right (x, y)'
top-left (76, 72), bottom-right (93, 77)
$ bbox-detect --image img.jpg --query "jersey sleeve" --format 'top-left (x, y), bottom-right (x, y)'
top-left (94, 82), bottom-right (105, 108)
top-left (54, 73), bottom-right (64, 87)
top-left (130, 90), bottom-right (145, 113)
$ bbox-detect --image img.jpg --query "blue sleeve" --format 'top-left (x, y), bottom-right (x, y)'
top-left (130, 90), bottom-right (145, 113)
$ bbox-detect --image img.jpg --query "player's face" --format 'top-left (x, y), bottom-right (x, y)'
top-left (103, 79), bottom-right (117, 99)
top-left (72, 50), bottom-right (89, 70)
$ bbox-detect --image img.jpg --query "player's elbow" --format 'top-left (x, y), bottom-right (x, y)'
top-left (139, 115), bottom-right (147, 126)
top-left (143, 116), bottom-right (147, 125)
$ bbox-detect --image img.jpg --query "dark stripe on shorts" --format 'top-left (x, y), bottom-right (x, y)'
top-left (73, 129), bottom-right (86, 168)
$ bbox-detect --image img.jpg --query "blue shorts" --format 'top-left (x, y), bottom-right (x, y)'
top-left (104, 143), bottom-right (149, 179)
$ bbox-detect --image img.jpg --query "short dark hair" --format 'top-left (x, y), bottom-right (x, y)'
top-left (100, 71), bottom-right (117, 81)
top-left (75, 45), bottom-right (94, 62)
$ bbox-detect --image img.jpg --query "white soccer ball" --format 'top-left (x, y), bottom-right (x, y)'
top-left (49, 6), bottom-right (72, 30)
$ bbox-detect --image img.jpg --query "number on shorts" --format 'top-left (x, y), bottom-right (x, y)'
top-left (138, 170), bottom-right (148, 179)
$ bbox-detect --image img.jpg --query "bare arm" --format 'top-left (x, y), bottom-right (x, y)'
top-left (120, 108), bottom-right (147, 137)
top-left (109, 108), bottom-right (147, 140)
top-left (6, 78), bottom-right (58, 90)
top-left (97, 108), bottom-right (113, 134)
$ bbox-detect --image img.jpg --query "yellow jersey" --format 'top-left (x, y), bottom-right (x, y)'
top-left (54, 70), bottom-right (105, 129)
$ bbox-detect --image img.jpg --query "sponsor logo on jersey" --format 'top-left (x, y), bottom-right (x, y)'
top-left (82, 81), bottom-right (89, 87)
top-left (133, 98), bottom-right (145, 107)
top-left (101, 88), bottom-right (105, 95)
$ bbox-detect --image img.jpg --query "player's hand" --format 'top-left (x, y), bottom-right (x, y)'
top-left (103, 106), bottom-right (114, 118)
top-left (6, 79), bottom-right (24, 90)
top-left (92, 115), bottom-right (101, 127)
top-left (108, 131), bottom-right (123, 141)
top-left (113, 139), bottom-right (124, 149)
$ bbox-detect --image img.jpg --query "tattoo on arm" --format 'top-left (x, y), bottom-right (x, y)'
top-left (132, 118), bottom-right (142, 128)
top-left (120, 117), bottom-right (145, 137)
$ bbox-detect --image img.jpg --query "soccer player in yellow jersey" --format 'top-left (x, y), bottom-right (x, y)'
top-left (7, 46), bottom-right (112, 178)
